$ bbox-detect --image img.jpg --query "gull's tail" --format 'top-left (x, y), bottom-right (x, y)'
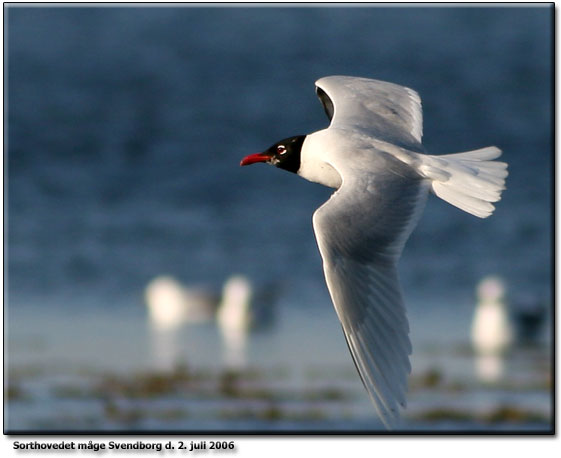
top-left (417, 147), bottom-right (508, 218)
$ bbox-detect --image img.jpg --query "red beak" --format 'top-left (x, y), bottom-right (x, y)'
top-left (240, 153), bottom-right (271, 166)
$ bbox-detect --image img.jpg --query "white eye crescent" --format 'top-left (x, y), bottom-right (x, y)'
top-left (277, 145), bottom-right (287, 155)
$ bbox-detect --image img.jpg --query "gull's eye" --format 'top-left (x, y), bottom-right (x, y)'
top-left (277, 145), bottom-right (287, 155)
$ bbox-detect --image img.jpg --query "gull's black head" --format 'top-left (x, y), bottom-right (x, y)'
top-left (240, 135), bottom-right (306, 174)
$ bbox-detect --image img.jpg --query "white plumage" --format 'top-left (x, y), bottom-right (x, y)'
top-left (305, 77), bottom-right (507, 428)
top-left (471, 276), bottom-right (513, 355)
top-left (422, 148), bottom-right (507, 218)
top-left (243, 76), bottom-right (508, 429)
top-left (216, 275), bottom-right (253, 332)
top-left (144, 275), bottom-right (216, 330)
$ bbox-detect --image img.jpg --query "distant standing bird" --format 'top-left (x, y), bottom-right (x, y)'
top-left (144, 275), bottom-right (218, 370)
top-left (471, 276), bottom-right (513, 355)
top-left (216, 275), bottom-right (254, 333)
top-left (145, 276), bottom-right (216, 331)
top-left (216, 275), bottom-right (279, 368)
top-left (241, 76), bottom-right (507, 428)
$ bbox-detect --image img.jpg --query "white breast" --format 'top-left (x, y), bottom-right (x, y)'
top-left (298, 131), bottom-right (343, 189)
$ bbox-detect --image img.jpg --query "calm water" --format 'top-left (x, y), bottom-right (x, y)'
top-left (5, 5), bottom-right (553, 433)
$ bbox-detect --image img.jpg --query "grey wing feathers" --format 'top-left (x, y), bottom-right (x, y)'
top-left (315, 76), bottom-right (424, 152)
top-left (308, 75), bottom-right (507, 428)
top-left (321, 258), bottom-right (411, 428)
top-left (312, 157), bottom-right (430, 429)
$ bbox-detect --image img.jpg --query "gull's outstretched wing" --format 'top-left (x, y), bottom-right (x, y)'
top-left (315, 76), bottom-right (424, 152)
top-left (312, 150), bottom-right (430, 429)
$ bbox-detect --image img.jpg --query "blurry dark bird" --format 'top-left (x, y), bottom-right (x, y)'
top-left (511, 294), bottom-right (547, 345)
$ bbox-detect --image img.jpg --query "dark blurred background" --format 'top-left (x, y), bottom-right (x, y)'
top-left (5, 5), bottom-right (553, 432)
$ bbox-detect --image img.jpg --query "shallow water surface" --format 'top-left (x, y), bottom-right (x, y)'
top-left (6, 300), bottom-right (552, 432)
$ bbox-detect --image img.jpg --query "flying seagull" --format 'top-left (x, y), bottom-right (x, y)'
top-left (240, 75), bottom-right (508, 428)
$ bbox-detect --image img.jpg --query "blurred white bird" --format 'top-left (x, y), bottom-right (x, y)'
top-left (216, 275), bottom-right (252, 368)
top-left (216, 275), bottom-right (279, 368)
top-left (144, 274), bottom-right (278, 369)
top-left (216, 275), bottom-right (253, 333)
top-left (144, 275), bottom-right (219, 370)
top-left (144, 275), bottom-right (217, 331)
top-left (471, 275), bottom-right (513, 355)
